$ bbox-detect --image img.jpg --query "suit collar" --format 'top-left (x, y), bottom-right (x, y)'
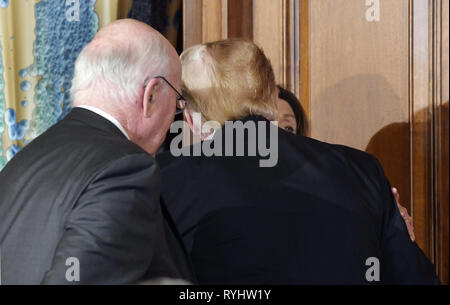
top-left (65, 107), bottom-right (128, 140)
top-left (77, 105), bottom-right (130, 140)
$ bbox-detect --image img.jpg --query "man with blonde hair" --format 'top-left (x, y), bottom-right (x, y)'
top-left (180, 39), bottom-right (278, 126)
top-left (157, 39), bottom-right (439, 284)
top-left (0, 19), bottom-right (193, 284)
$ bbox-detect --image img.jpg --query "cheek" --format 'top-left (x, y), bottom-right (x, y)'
top-left (152, 92), bottom-right (177, 133)
top-left (159, 93), bottom-right (176, 115)
top-left (163, 100), bottom-right (176, 126)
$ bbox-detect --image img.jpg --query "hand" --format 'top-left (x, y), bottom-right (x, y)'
top-left (392, 187), bottom-right (415, 242)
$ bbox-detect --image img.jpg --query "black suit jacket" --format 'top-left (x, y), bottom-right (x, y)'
top-left (157, 115), bottom-right (439, 285)
top-left (0, 108), bottom-right (194, 284)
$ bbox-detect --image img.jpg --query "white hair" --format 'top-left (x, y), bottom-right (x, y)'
top-left (70, 31), bottom-right (171, 109)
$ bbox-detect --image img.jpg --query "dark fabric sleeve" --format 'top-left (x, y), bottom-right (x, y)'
top-left (373, 156), bottom-right (441, 284)
top-left (41, 154), bottom-right (162, 284)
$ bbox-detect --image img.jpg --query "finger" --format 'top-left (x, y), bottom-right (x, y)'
top-left (398, 205), bottom-right (406, 217)
top-left (404, 211), bottom-right (412, 222)
top-left (407, 225), bottom-right (415, 242)
top-left (405, 217), bottom-right (415, 241)
top-left (392, 187), bottom-right (400, 202)
top-left (408, 229), bottom-right (414, 241)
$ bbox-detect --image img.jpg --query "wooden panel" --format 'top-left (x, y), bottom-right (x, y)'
top-left (183, 0), bottom-right (296, 91)
top-left (309, 0), bottom-right (412, 217)
top-left (227, 0), bottom-right (253, 39)
top-left (183, 0), bottom-right (202, 49)
top-left (410, 0), bottom-right (434, 262)
top-left (202, 0), bottom-right (227, 42)
top-left (434, 0), bottom-right (449, 284)
top-left (285, 0), bottom-right (301, 98)
top-left (253, 0), bottom-right (285, 83)
top-left (253, 0), bottom-right (301, 101)
top-left (306, 0), bottom-right (448, 279)
top-left (299, 0), bottom-right (309, 131)
top-left (184, 0), bottom-right (249, 46)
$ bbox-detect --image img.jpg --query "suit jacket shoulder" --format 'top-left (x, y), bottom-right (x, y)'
top-left (0, 108), bottom-right (193, 284)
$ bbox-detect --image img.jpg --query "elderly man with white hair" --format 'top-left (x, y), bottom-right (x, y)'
top-left (0, 19), bottom-right (193, 284)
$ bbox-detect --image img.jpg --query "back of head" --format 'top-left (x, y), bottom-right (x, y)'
top-left (180, 39), bottom-right (278, 125)
top-left (70, 19), bottom-right (173, 111)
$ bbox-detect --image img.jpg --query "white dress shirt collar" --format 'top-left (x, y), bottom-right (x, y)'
top-left (76, 105), bottom-right (130, 140)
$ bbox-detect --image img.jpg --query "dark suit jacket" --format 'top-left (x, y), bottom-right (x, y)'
top-left (0, 108), bottom-right (193, 284)
top-left (157, 115), bottom-right (439, 285)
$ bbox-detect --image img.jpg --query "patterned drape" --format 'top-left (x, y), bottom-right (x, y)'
top-left (0, 0), bottom-right (181, 170)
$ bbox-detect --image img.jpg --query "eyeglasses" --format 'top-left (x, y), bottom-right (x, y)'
top-left (153, 76), bottom-right (187, 115)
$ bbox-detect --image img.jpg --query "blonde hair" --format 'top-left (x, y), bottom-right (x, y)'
top-left (180, 39), bottom-right (278, 125)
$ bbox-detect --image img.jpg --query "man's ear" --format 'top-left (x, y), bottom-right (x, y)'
top-left (184, 108), bottom-right (195, 133)
top-left (142, 78), bottom-right (160, 118)
top-left (184, 109), bottom-right (205, 140)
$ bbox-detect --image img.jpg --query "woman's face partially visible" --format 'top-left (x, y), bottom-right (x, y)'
top-left (277, 97), bottom-right (297, 134)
